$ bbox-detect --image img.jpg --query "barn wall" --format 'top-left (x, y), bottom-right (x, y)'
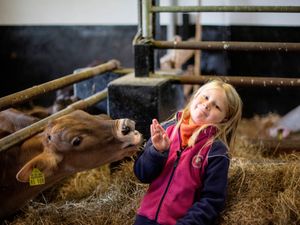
top-left (0, 25), bottom-right (138, 105)
top-left (0, 0), bottom-right (300, 116)
top-left (0, 25), bottom-right (300, 116)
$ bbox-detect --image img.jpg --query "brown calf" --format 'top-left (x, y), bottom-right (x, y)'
top-left (0, 109), bottom-right (142, 219)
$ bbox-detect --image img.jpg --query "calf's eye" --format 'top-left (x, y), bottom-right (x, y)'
top-left (71, 137), bottom-right (81, 146)
top-left (122, 126), bottom-right (131, 135)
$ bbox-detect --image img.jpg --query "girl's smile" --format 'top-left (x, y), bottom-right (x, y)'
top-left (190, 87), bottom-right (228, 125)
top-left (194, 104), bottom-right (208, 117)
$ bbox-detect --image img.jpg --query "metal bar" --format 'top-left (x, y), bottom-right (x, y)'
top-left (194, 0), bottom-right (202, 92)
top-left (113, 68), bottom-right (134, 75)
top-left (142, 0), bottom-right (152, 38)
top-left (151, 74), bottom-right (300, 87)
top-left (167, 0), bottom-right (178, 41)
top-left (151, 5), bottom-right (300, 13)
top-left (0, 60), bottom-right (119, 111)
top-left (153, 40), bottom-right (300, 52)
top-left (138, 0), bottom-right (142, 34)
top-left (0, 89), bottom-right (107, 152)
top-left (153, 0), bottom-right (161, 70)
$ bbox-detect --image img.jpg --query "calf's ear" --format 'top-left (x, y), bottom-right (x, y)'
top-left (16, 151), bottom-right (63, 183)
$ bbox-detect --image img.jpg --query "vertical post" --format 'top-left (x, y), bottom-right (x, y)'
top-left (167, 0), bottom-right (177, 41)
top-left (134, 0), bottom-right (154, 77)
top-left (142, 0), bottom-right (152, 39)
top-left (153, 0), bottom-right (161, 70)
top-left (181, 13), bottom-right (190, 40)
top-left (137, 0), bottom-right (142, 33)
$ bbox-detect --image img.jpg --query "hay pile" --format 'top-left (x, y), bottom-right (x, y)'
top-left (3, 115), bottom-right (300, 225)
top-left (6, 155), bottom-right (300, 225)
top-left (222, 158), bottom-right (300, 225)
top-left (6, 163), bottom-right (147, 225)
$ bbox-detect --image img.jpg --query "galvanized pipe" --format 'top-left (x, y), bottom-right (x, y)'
top-left (153, 40), bottom-right (300, 52)
top-left (138, 0), bottom-right (143, 35)
top-left (0, 89), bottom-right (107, 152)
top-left (0, 60), bottom-right (119, 111)
top-left (142, 0), bottom-right (152, 39)
top-left (151, 74), bottom-right (300, 87)
top-left (151, 5), bottom-right (300, 13)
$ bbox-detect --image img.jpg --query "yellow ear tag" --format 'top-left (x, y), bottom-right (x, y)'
top-left (277, 129), bottom-right (283, 141)
top-left (29, 168), bottom-right (45, 186)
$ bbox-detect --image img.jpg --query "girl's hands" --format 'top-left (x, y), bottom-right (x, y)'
top-left (150, 119), bottom-right (170, 152)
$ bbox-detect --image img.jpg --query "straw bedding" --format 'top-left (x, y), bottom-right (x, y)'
top-left (3, 116), bottom-right (300, 225)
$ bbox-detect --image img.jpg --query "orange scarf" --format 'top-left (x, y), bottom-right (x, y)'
top-left (180, 114), bottom-right (203, 147)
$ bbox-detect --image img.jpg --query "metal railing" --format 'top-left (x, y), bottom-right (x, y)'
top-left (0, 60), bottom-right (127, 111)
top-left (0, 89), bottom-right (107, 152)
top-left (152, 40), bottom-right (300, 52)
top-left (0, 60), bottom-right (124, 152)
top-left (136, 0), bottom-right (300, 82)
top-left (151, 5), bottom-right (300, 13)
top-left (151, 74), bottom-right (300, 87)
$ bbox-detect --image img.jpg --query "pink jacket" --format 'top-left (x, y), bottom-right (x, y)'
top-left (137, 123), bottom-right (217, 225)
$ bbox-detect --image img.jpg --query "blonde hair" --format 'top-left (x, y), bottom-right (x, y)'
top-left (174, 79), bottom-right (242, 151)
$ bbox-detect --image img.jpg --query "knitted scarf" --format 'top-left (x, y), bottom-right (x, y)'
top-left (180, 114), bottom-right (203, 148)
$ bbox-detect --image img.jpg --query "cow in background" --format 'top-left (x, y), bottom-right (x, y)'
top-left (269, 105), bottom-right (300, 139)
top-left (0, 108), bottom-right (39, 136)
top-left (159, 35), bottom-right (196, 101)
top-left (0, 109), bottom-right (142, 219)
top-left (18, 85), bottom-right (79, 119)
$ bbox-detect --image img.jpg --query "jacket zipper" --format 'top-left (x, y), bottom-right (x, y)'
top-left (154, 148), bottom-right (184, 221)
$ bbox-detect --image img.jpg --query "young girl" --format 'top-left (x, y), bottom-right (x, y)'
top-left (133, 79), bottom-right (242, 225)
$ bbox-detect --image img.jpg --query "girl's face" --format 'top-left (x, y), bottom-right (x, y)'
top-left (190, 87), bottom-right (228, 125)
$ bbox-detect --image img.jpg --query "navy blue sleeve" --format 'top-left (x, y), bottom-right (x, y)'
top-left (176, 141), bottom-right (230, 225)
top-left (133, 119), bottom-right (175, 183)
top-left (134, 137), bottom-right (169, 183)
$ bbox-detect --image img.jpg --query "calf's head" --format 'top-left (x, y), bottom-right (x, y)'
top-left (16, 110), bottom-right (142, 182)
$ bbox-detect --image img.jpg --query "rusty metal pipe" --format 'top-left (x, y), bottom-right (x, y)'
top-left (0, 60), bottom-right (119, 111)
top-left (153, 40), bottom-right (300, 52)
top-left (0, 89), bottom-right (107, 152)
top-left (151, 5), bottom-right (300, 13)
top-left (114, 68), bottom-right (134, 75)
top-left (151, 74), bottom-right (300, 87)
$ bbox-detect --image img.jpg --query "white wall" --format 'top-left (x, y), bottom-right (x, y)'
top-left (0, 0), bottom-right (299, 26)
top-left (0, 0), bottom-right (139, 25)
